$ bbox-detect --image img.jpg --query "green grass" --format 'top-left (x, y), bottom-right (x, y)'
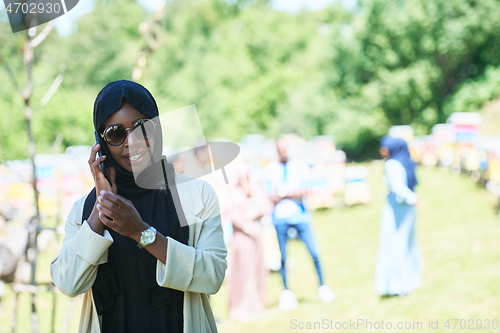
top-left (211, 163), bottom-right (500, 333)
top-left (1, 164), bottom-right (499, 333)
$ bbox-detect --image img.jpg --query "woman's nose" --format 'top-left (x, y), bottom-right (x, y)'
top-left (125, 127), bottom-right (152, 148)
top-left (125, 129), bottom-right (139, 147)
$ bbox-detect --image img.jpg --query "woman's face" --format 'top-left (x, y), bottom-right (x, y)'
top-left (102, 102), bottom-right (155, 173)
top-left (379, 146), bottom-right (390, 159)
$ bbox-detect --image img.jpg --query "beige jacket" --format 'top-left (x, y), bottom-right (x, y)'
top-left (50, 174), bottom-right (227, 333)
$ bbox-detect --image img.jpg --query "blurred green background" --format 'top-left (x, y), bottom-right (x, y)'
top-left (2, 0), bottom-right (500, 161)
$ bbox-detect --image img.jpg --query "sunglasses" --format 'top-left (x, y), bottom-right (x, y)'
top-left (100, 118), bottom-right (157, 146)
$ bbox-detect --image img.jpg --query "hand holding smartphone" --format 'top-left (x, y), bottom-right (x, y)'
top-left (94, 130), bottom-right (113, 224)
top-left (94, 130), bottom-right (111, 183)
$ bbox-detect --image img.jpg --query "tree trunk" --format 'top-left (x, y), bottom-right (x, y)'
top-left (23, 28), bottom-right (40, 333)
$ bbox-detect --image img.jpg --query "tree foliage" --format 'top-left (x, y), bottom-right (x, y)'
top-left (1, 0), bottom-right (500, 161)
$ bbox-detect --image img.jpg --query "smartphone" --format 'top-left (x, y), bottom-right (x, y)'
top-left (94, 130), bottom-right (111, 183)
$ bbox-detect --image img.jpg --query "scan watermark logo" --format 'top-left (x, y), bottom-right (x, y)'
top-left (3, 0), bottom-right (78, 33)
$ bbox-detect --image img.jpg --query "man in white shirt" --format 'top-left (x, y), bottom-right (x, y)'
top-left (263, 138), bottom-right (335, 310)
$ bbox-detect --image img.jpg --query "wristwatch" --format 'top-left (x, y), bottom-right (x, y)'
top-left (137, 226), bottom-right (157, 249)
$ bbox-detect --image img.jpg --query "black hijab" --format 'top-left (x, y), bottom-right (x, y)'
top-left (82, 80), bottom-right (188, 332)
top-left (93, 79), bottom-right (164, 196)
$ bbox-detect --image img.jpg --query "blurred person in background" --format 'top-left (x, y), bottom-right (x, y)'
top-left (181, 143), bottom-right (212, 178)
top-left (226, 169), bottom-right (270, 321)
top-left (263, 138), bottom-right (335, 311)
top-left (50, 80), bottom-right (226, 333)
top-left (375, 136), bottom-right (421, 297)
top-left (169, 152), bottom-right (186, 175)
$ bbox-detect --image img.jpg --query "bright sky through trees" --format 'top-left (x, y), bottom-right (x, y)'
top-left (51, 0), bottom-right (341, 36)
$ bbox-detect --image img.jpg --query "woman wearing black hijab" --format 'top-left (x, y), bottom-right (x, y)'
top-left (51, 80), bottom-right (227, 333)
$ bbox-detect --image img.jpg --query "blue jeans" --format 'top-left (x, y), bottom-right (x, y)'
top-left (275, 222), bottom-right (324, 290)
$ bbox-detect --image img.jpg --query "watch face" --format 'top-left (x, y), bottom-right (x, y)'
top-left (139, 227), bottom-right (156, 248)
top-left (143, 230), bottom-right (155, 243)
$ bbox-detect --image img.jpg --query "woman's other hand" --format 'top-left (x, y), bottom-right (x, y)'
top-left (96, 190), bottom-right (149, 240)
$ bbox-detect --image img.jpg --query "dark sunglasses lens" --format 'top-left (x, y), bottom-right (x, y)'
top-left (132, 119), bottom-right (155, 140)
top-left (104, 126), bottom-right (127, 145)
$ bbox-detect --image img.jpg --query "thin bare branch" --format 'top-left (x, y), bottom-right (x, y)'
top-left (0, 54), bottom-right (23, 96)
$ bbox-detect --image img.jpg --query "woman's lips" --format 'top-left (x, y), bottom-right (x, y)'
top-left (129, 153), bottom-right (143, 161)
top-left (123, 151), bottom-right (146, 165)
